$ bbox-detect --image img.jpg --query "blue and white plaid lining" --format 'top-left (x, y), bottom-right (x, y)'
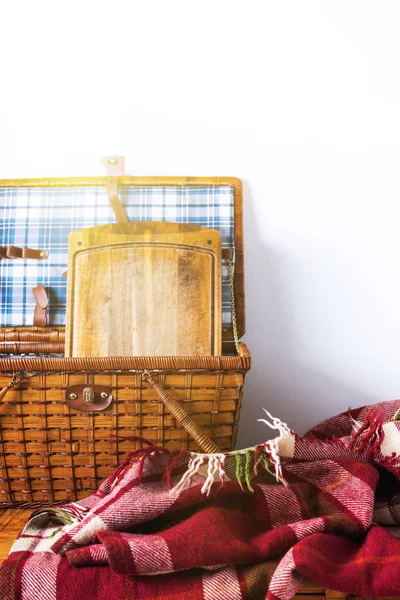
top-left (0, 185), bottom-right (234, 327)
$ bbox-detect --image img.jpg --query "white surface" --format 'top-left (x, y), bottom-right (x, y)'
top-left (1, 1), bottom-right (400, 447)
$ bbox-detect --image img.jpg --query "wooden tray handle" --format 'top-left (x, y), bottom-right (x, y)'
top-left (142, 371), bottom-right (221, 454)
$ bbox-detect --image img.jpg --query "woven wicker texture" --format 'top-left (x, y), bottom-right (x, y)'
top-left (0, 328), bottom-right (242, 356)
top-left (0, 344), bottom-right (250, 506)
top-left (0, 327), bottom-right (65, 343)
top-left (0, 327), bottom-right (65, 355)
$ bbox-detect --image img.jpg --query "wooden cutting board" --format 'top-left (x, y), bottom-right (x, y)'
top-left (65, 222), bottom-right (221, 357)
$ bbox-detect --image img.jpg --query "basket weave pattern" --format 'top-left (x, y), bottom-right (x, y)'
top-left (0, 327), bottom-right (65, 355)
top-left (0, 346), bottom-right (250, 506)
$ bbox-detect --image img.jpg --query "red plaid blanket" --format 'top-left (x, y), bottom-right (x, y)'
top-left (2, 400), bottom-right (400, 600)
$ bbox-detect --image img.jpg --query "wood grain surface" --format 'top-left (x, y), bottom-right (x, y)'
top-left (0, 508), bottom-right (32, 563)
top-left (65, 222), bottom-right (221, 357)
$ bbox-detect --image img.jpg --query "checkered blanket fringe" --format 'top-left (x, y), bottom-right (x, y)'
top-left (0, 185), bottom-right (234, 327)
top-left (2, 400), bottom-right (400, 600)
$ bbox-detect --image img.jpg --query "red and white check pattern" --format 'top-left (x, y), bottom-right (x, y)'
top-left (2, 399), bottom-right (400, 600)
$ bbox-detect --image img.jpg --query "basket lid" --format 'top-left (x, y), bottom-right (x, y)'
top-left (0, 174), bottom-right (245, 344)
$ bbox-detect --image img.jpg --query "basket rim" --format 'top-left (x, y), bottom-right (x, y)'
top-left (0, 176), bottom-right (242, 190)
top-left (0, 344), bottom-right (251, 374)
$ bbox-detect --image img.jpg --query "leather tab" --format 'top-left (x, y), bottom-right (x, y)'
top-left (32, 285), bottom-right (49, 326)
top-left (100, 156), bottom-right (125, 176)
top-left (22, 248), bottom-right (49, 259)
top-left (6, 246), bottom-right (22, 259)
top-left (222, 248), bottom-right (233, 260)
top-left (33, 285), bottom-right (48, 309)
top-left (106, 178), bottom-right (129, 223)
top-left (5, 246), bottom-right (48, 260)
top-left (65, 385), bottom-right (112, 412)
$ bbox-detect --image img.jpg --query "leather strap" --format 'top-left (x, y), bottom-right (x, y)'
top-left (32, 285), bottom-right (49, 326)
top-left (100, 157), bottom-right (129, 224)
top-left (106, 177), bottom-right (129, 223)
top-left (222, 248), bottom-right (233, 260)
top-left (1, 246), bottom-right (49, 260)
top-left (21, 247), bottom-right (49, 259)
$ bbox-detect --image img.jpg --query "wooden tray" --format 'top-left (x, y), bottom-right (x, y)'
top-left (65, 222), bottom-right (221, 357)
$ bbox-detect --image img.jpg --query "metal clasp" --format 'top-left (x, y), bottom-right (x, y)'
top-left (83, 387), bottom-right (95, 406)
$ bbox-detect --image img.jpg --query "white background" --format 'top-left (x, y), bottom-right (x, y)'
top-left (1, 1), bottom-right (400, 448)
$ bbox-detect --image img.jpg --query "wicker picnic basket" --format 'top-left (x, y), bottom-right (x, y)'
top-left (0, 171), bottom-right (250, 507)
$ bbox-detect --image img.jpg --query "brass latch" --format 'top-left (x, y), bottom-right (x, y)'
top-left (65, 385), bottom-right (112, 411)
top-left (83, 387), bottom-right (95, 406)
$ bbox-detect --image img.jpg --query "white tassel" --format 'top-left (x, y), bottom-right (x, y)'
top-left (349, 415), bottom-right (363, 433)
top-left (217, 454), bottom-right (226, 483)
top-left (257, 407), bottom-right (289, 436)
top-left (257, 408), bottom-right (290, 482)
top-left (264, 440), bottom-right (283, 481)
top-left (201, 454), bottom-right (226, 496)
top-left (170, 453), bottom-right (204, 494)
top-left (170, 453), bottom-right (226, 496)
top-left (170, 408), bottom-right (290, 495)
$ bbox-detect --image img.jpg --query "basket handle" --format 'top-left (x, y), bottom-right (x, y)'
top-left (142, 371), bottom-right (221, 454)
top-left (0, 373), bottom-right (23, 402)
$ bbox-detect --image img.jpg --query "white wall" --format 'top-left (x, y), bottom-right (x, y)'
top-left (1, 1), bottom-right (400, 448)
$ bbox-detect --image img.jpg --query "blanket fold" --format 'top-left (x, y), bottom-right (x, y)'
top-left (2, 399), bottom-right (400, 600)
